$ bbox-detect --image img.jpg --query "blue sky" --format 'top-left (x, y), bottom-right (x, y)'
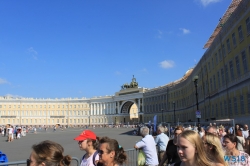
top-left (0, 0), bottom-right (231, 98)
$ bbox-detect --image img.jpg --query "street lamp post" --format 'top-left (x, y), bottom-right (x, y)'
top-left (161, 109), bottom-right (164, 123)
top-left (193, 75), bottom-right (200, 126)
top-left (173, 101), bottom-right (176, 126)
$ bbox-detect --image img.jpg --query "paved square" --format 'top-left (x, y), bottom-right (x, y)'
top-left (0, 127), bottom-right (141, 163)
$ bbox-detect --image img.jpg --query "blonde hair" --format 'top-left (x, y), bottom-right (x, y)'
top-left (203, 132), bottom-right (228, 166)
top-left (179, 130), bottom-right (211, 166)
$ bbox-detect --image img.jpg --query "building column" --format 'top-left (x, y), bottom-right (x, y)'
top-left (91, 104), bottom-right (93, 115)
top-left (100, 103), bottom-right (103, 115)
top-left (117, 102), bottom-right (120, 114)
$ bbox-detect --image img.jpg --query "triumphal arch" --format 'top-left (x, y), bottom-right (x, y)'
top-left (89, 76), bottom-right (147, 125)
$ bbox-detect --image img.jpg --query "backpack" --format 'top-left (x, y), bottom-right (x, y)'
top-left (82, 151), bottom-right (99, 166)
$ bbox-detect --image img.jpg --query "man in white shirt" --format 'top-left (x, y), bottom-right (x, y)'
top-left (134, 126), bottom-right (159, 166)
top-left (8, 126), bottom-right (13, 142)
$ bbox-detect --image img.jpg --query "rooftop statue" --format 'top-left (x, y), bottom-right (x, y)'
top-left (121, 75), bottom-right (139, 90)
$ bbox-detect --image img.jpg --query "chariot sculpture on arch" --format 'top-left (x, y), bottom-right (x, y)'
top-left (121, 75), bottom-right (139, 89)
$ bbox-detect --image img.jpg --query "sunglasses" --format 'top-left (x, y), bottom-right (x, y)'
top-left (27, 159), bottom-right (32, 166)
top-left (98, 150), bottom-right (109, 155)
top-left (78, 141), bottom-right (83, 144)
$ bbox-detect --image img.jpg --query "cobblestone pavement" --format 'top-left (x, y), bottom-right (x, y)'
top-left (0, 127), bottom-right (141, 162)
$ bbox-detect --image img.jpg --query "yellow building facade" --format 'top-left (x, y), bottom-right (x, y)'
top-left (143, 0), bottom-right (250, 125)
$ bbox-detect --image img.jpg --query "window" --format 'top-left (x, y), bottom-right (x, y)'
top-left (225, 65), bottom-right (229, 83)
top-left (238, 25), bottom-right (243, 41)
top-left (215, 53), bottom-right (218, 64)
top-left (242, 50), bottom-right (248, 73)
top-left (240, 95), bottom-right (244, 114)
top-left (221, 68), bottom-right (225, 85)
top-left (219, 49), bottom-right (222, 61)
top-left (217, 72), bottom-right (220, 88)
top-left (216, 104), bottom-right (218, 117)
top-left (235, 56), bottom-right (241, 77)
top-left (213, 75), bottom-right (216, 90)
top-left (246, 17), bottom-right (250, 34)
top-left (208, 62), bottom-right (211, 71)
top-left (229, 61), bottom-right (234, 80)
top-left (226, 38), bottom-right (231, 53)
top-left (234, 97), bottom-right (238, 115)
top-left (229, 99), bottom-right (232, 115)
top-left (222, 44), bottom-right (226, 57)
top-left (212, 58), bottom-right (214, 68)
top-left (232, 33), bottom-right (237, 47)
top-left (211, 105), bottom-right (214, 117)
top-left (220, 102), bottom-right (223, 117)
top-left (210, 78), bottom-right (213, 91)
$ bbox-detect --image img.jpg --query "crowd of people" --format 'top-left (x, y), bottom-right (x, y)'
top-left (134, 123), bottom-right (250, 166)
top-left (2, 122), bottom-right (250, 166)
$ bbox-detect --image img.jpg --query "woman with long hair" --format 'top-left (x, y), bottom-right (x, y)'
top-left (202, 132), bottom-right (228, 166)
top-left (223, 134), bottom-right (250, 166)
top-left (172, 130), bottom-right (212, 166)
top-left (98, 136), bottom-right (127, 166)
top-left (27, 140), bottom-right (71, 166)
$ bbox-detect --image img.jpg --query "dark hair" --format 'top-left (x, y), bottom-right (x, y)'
top-left (99, 137), bottom-right (127, 165)
top-left (236, 130), bottom-right (243, 137)
top-left (223, 134), bottom-right (238, 148)
top-left (86, 138), bottom-right (99, 150)
top-left (32, 140), bottom-right (71, 166)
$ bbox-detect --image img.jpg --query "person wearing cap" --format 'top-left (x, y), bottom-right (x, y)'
top-left (74, 130), bottom-right (99, 166)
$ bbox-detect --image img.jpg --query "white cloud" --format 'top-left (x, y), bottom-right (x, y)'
top-left (199, 0), bottom-right (222, 6)
top-left (179, 28), bottom-right (190, 34)
top-left (115, 71), bottom-right (121, 75)
top-left (27, 47), bottom-right (38, 60)
top-left (0, 78), bottom-right (9, 84)
top-left (141, 68), bottom-right (147, 72)
top-left (159, 60), bottom-right (175, 69)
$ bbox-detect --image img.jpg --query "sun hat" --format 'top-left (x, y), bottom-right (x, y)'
top-left (74, 130), bottom-right (96, 141)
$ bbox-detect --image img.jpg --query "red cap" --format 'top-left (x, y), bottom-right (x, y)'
top-left (74, 130), bottom-right (96, 141)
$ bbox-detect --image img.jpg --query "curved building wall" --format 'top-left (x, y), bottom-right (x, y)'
top-left (143, 0), bottom-right (250, 125)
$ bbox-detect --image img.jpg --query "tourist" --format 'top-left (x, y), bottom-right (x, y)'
top-left (206, 125), bottom-right (218, 136)
top-left (202, 132), bottom-right (228, 166)
top-left (159, 125), bottom-right (184, 166)
top-left (134, 126), bottom-right (158, 166)
top-left (242, 124), bottom-right (249, 153)
top-left (236, 130), bottom-right (245, 151)
top-left (27, 140), bottom-right (71, 166)
top-left (7, 126), bottom-right (13, 142)
top-left (173, 130), bottom-right (212, 166)
top-left (98, 136), bottom-right (127, 166)
top-left (74, 130), bottom-right (99, 166)
top-left (223, 134), bottom-right (250, 165)
top-left (155, 125), bottom-right (169, 163)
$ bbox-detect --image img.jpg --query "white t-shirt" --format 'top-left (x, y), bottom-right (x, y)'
top-left (8, 128), bottom-right (13, 134)
top-left (80, 152), bottom-right (99, 166)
